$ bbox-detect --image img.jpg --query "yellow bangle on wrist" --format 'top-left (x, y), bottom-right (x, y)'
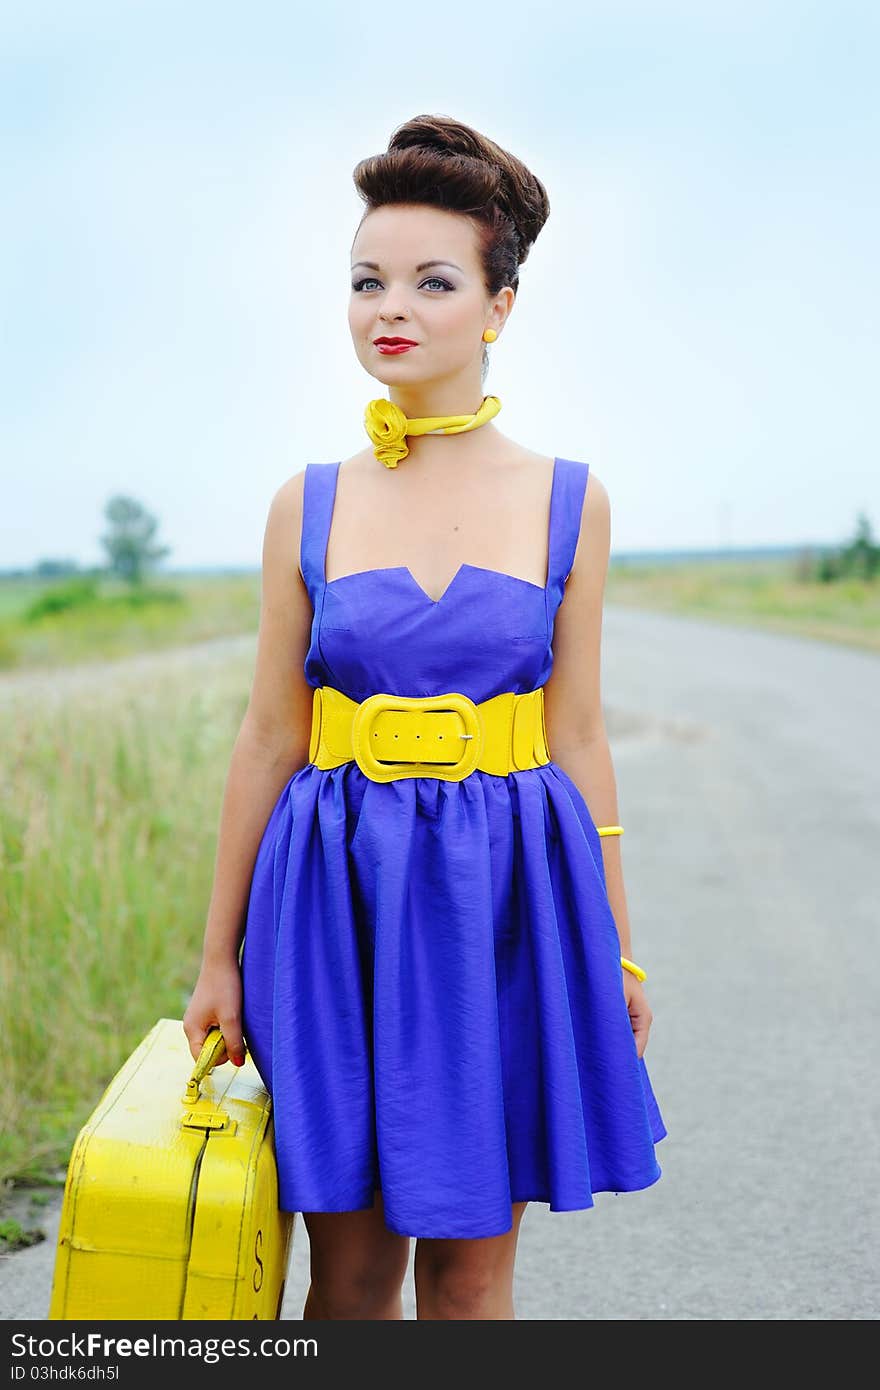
top-left (596, 829), bottom-right (641, 978)
top-left (620, 956), bottom-right (647, 983)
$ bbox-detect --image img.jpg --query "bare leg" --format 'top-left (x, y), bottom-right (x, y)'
top-left (414, 1202), bottom-right (529, 1320)
top-left (301, 1187), bottom-right (411, 1320)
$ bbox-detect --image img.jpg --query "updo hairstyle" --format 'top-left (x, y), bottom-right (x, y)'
top-left (352, 115), bottom-right (550, 379)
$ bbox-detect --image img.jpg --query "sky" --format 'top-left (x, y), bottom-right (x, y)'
top-left (2, 0), bottom-right (878, 569)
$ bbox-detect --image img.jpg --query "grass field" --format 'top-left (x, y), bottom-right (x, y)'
top-left (0, 557), bottom-right (876, 1209)
top-left (0, 554), bottom-right (877, 677)
top-left (606, 556), bottom-right (880, 652)
top-left (0, 637), bottom-right (252, 1197)
top-left (0, 571), bottom-right (261, 673)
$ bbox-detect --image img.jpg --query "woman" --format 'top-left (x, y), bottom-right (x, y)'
top-left (184, 113), bottom-right (667, 1321)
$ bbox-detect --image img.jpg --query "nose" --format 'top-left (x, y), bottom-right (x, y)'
top-left (375, 294), bottom-right (412, 323)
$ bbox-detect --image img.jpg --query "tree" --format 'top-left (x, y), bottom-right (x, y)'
top-left (839, 512), bottom-right (879, 581)
top-left (814, 511), bottom-right (879, 584)
top-left (99, 496), bottom-right (171, 585)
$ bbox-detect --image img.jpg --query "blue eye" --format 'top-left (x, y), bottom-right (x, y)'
top-left (351, 277), bottom-right (454, 292)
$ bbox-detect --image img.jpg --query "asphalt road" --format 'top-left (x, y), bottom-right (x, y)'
top-left (2, 608), bottom-right (878, 1320)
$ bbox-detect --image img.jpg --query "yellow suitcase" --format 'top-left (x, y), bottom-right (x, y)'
top-left (49, 1018), bottom-right (295, 1320)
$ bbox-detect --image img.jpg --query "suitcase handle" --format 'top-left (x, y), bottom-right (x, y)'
top-left (182, 1027), bottom-right (242, 1105)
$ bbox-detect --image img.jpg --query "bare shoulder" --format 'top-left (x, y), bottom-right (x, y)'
top-left (583, 466), bottom-right (610, 522)
top-left (271, 454), bottom-right (348, 511)
top-left (338, 446), bottom-right (376, 474)
top-left (270, 455), bottom-right (363, 582)
top-left (268, 453), bottom-right (373, 571)
top-left (262, 471), bottom-right (305, 581)
top-left (497, 441), bottom-right (555, 477)
top-left (569, 466), bottom-right (611, 587)
top-left (271, 467), bottom-right (306, 514)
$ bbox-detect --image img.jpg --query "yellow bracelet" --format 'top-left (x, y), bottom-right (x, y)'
top-left (620, 956), bottom-right (647, 983)
top-left (596, 824), bottom-right (623, 836)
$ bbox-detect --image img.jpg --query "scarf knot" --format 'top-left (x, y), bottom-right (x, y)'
top-left (364, 395), bottom-right (502, 468)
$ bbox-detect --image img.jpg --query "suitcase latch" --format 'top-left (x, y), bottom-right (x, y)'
top-left (181, 1106), bottom-right (238, 1134)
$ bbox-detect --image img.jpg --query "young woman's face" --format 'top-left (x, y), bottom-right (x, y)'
top-left (348, 203), bottom-right (507, 388)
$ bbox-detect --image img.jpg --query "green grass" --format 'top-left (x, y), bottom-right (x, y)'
top-left (0, 647), bottom-right (253, 1190)
top-left (1, 557), bottom-right (878, 675)
top-left (0, 571), bottom-right (261, 672)
top-left (605, 556), bottom-right (880, 652)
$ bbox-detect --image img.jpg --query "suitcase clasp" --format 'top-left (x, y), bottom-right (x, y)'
top-left (180, 1106), bottom-right (238, 1134)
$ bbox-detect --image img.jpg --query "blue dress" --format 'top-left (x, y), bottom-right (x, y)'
top-left (241, 456), bottom-right (667, 1239)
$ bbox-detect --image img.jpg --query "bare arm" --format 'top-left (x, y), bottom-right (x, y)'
top-left (183, 470), bottom-right (315, 1062)
top-left (200, 470), bottom-right (314, 963)
top-left (542, 470), bottom-right (653, 1056)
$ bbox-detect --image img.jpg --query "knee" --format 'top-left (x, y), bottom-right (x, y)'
top-left (418, 1261), bottom-right (503, 1319)
top-left (309, 1250), bottom-right (408, 1319)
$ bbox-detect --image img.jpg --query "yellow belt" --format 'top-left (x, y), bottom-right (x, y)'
top-left (308, 683), bottom-right (552, 783)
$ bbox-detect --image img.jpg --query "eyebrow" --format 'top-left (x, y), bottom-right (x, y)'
top-left (351, 259), bottom-right (463, 273)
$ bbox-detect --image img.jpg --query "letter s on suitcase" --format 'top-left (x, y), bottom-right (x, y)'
top-left (49, 1019), bottom-right (295, 1320)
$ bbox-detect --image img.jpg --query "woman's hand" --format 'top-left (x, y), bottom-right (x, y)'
top-left (623, 973), bottom-right (653, 1058)
top-left (182, 955), bottom-right (245, 1067)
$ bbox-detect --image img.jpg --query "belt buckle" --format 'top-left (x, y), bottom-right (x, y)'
top-left (352, 692), bottom-right (483, 783)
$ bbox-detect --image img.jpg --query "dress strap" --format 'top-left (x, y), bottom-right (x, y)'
top-left (300, 461), bottom-right (341, 596)
top-left (546, 457), bottom-right (590, 605)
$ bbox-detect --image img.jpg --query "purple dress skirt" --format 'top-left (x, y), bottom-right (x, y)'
top-left (241, 457), bottom-right (667, 1239)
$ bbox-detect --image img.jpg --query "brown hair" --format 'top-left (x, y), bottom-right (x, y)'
top-left (351, 114), bottom-right (550, 302)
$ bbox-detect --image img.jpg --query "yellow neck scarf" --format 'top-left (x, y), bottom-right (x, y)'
top-left (364, 395), bottom-right (502, 468)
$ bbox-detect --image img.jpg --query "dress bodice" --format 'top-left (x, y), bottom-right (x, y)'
top-left (299, 456), bottom-right (590, 703)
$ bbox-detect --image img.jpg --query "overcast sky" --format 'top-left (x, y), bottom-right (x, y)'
top-left (2, 1), bottom-right (877, 570)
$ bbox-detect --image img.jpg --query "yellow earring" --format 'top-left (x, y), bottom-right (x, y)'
top-left (482, 328), bottom-right (497, 343)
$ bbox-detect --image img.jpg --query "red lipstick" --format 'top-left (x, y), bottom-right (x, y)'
top-left (374, 336), bottom-right (418, 355)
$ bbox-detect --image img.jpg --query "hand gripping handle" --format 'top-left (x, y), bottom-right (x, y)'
top-left (182, 1026), bottom-right (245, 1105)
